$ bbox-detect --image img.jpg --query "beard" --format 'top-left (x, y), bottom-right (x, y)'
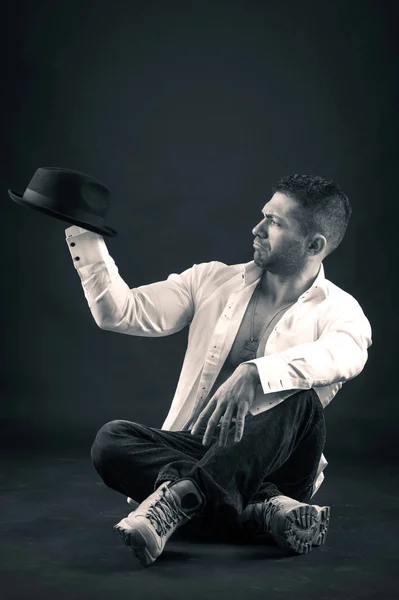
top-left (254, 238), bottom-right (308, 276)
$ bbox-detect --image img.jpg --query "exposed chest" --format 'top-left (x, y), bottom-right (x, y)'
top-left (227, 288), bottom-right (294, 367)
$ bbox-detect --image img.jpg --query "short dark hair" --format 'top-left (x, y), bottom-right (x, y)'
top-left (272, 174), bottom-right (352, 255)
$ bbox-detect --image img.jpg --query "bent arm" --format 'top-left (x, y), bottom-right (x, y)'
top-left (65, 226), bottom-right (209, 336)
top-left (242, 300), bottom-right (372, 394)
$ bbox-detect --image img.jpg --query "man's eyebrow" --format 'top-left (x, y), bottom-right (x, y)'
top-left (261, 210), bottom-right (286, 223)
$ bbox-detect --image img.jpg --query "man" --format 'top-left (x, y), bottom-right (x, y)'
top-left (66, 174), bottom-right (372, 568)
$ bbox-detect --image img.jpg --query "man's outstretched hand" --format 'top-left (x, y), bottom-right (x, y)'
top-left (190, 363), bottom-right (259, 447)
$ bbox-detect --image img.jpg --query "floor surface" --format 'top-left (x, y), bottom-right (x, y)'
top-left (0, 448), bottom-right (397, 600)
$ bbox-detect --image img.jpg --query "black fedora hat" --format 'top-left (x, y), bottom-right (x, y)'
top-left (8, 167), bottom-right (118, 237)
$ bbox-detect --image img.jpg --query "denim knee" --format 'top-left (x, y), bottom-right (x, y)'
top-left (90, 419), bottom-right (132, 469)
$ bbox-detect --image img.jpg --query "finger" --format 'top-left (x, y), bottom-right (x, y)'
top-left (202, 403), bottom-right (227, 446)
top-left (234, 401), bottom-right (249, 443)
top-left (190, 397), bottom-right (217, 435)
top-left (218, 402), bottom-right (236, 447)
top-left (190, 403), bottom-right (216, 435)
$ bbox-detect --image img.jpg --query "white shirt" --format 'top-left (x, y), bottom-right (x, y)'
top-left (65, 225), bottom-right (372, 498)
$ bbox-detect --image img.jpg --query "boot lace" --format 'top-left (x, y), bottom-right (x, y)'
top-left (146, 487), bottom-right (188, 537)
top-left (262, 497), bottom-right (285, 533)
top-left (239, 502), bottom-right (265, 535)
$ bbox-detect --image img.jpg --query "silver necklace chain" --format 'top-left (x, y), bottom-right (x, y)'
top-left (249, 276), bottom-right (295, 343)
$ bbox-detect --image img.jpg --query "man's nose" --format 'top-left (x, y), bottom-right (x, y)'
top-left (252, 220), bottom-right (267, 238)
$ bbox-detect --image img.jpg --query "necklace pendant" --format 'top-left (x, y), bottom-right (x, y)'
top-left (239, 339), bottom-right (259, 362)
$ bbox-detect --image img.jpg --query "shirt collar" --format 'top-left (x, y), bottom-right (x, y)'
top-left (241, 260), bottom-right (328, 301)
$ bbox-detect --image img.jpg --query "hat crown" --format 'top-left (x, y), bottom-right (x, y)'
top-left (9, 166), bottom-right (117, 236)
top-left (28, 167), bottom-right (110, 214)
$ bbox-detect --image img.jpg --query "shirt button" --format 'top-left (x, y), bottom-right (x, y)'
top-left (74, 256), bottom-right (80, 261)
top-left (70, 242), bottom-right (76, 247)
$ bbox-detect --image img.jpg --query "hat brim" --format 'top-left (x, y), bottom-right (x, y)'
top-left (8, 190), bottom-right (118, 237)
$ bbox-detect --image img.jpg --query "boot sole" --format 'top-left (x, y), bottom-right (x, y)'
top-left (273, 504), bottom-right (330, 555)
top-left (114, 525), bottom-right (157, 567)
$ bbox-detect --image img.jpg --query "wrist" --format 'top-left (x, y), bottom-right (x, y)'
top-left (239, 362), bottom-right (259, 385)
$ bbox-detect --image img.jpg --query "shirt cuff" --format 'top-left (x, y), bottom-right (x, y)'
top-left (65, 225), bottom-right (110, 268)
top-left (242, 354), bottom-right (308, 394)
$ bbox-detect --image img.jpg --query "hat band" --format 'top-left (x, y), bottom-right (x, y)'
top-left (24, 188), bottom-right (106, 227)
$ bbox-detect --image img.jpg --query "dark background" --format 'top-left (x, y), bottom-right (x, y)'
top-left (2, 0), bottom-right (398, 463)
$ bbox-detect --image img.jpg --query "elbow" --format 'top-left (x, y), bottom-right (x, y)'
top-left (357, 348), bottom-right (369, 376)
top-left (92, 314), bottom-right (110, 331)
top-left (96, 319), bottom-right (110, 331)
top-left (335, 331), bottom-right (371, 381)
top-left (89, 299), bottom-right (128, 332)
top-left (344, 347), bottom-right (369, 381)
top-left (90, 310), bottom-right (118, 332)
top-left (354, 334), bottom-right (371, 375)
top-left (95, 317), bottom-right (122, 332)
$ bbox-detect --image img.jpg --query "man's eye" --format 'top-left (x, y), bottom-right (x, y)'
top-left (261, 215), bottom-right (281, 227)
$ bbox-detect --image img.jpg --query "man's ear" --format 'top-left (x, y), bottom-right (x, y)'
top-left (308, 234), bottom-right (327, 256)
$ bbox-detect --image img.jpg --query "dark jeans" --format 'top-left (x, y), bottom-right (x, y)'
top-left (91, 389), bottom-right (326, 537)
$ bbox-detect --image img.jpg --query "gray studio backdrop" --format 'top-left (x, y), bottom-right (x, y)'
top-left (2, 0), bottom-right (397, 461)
